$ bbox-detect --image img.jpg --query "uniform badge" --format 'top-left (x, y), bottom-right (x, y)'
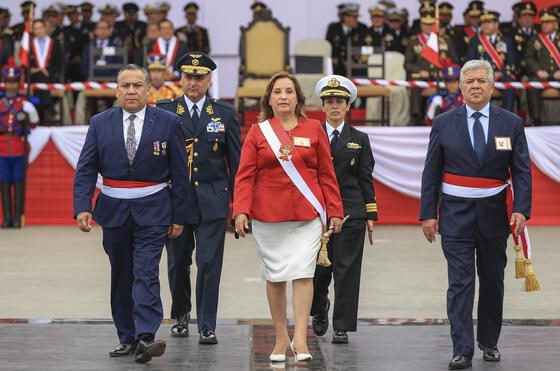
top-left (206, 104), bottom-right (214, 115)
top-left (212, 142), bottom-right (219, 152)
top-left (347, 142), bottom-right (361, 150)
top-left (496, 41), bottom-right (507, 53)
top-left (153, 141), bottom-right (161, 156)
top-left (278, 144), bottom-right (292, 161)
top-left (478, 44), bottom-right (485, 54)
top-left (495, 137), bottom-right (512, 151)
top-left (534, 40), bottom-right (541, 50)
top-left (176, 103), bottom-right (185, 115)
top-left (161, 141), bottom-right (167, 156)
top-left (293, 137), bottom-right (311, 147)
top-left (350, 158), bottom-right (356, 166)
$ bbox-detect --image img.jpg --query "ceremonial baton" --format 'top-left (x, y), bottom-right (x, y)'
top-left (317, 215), bottom-right (350, 267)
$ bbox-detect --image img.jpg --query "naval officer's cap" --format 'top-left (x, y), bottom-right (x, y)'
top-left (315, 74), bottom-right (357, 104)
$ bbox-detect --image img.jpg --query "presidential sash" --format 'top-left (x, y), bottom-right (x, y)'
top-left (478, 34), bottom-right (504, 70)
top-left (153, 36), bottom-right (179, 67)
top-left (538, 33), bottom-right (560, 68)
top-left (258, 119), bottom-right (327, 225)
top-left (32, 37), bottom-right (54, 70)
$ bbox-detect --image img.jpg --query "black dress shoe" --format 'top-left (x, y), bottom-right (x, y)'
top-left (199, 329), bottom-right (218, 344)
top-left (134, 336), bottom-right (166, 364)
top-left (479, 344), bottom-right (501, 362)
top-left (109, 343), bottom-right (137, 357)
top-left (332, 329), bottom-right (348, 344)
top-left (448, 354), bottom-right (472, 370)
top-left (312, 298), bottom-right (330, 336)
top-left (171, 313), bottom-right (190, 337)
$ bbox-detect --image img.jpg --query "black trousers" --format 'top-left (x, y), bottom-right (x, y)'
top-left (311, 219), bottom-right (366, 332)
top-left (165, 225), bottom-right (195, 319)
top-left (442, 232), bottom-right (508, 359)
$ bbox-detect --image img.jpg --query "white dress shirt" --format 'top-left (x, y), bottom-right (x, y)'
top-left (466, 103), bottom-right (490, 147)
top-left (325, 121), bottom-right (345, 143)
top-left (122, 105), bottom-right (147, 152)
top-left (183, 96), bottom-right (205, 119)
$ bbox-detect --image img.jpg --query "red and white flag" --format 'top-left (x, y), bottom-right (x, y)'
top-left (18, 5), bottom-right (33, 67)
top-left (419, 19), bottom-right (442, 68)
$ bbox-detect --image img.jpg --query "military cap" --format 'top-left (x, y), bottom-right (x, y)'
top-left (387, 9), bottom-right (403, 21)
top-left (43, 5), bottom-right (60, 17)
top-left (442, 66), bottom-right (460, 81)
top-left (251, 1), bottom-right (267, 13)
top-left (2, 58), bottom-right (22, 82)
top-left (378, 0), bottom-right (396, 11)
top-left (184, 2), bottom-right (199, 13)
top-left (540, 8), bottom-right (558, 22)
top-left (158, 1), bottom-right (171, 12)
top-left (419, 1), bottom-right (436, 13)
top-left (176, 52), bottom-right (216, 75)
top-left (147, 54), bottom-right (167, 70)
top-left (315, 75), bottom-right (357, 104)
top-left (20, 1), bottom-right (36, 9)
top-left (144, 4), bottom-right (157, 14)
top-left (63, 5), bottom-right (78, 15)
top-left (123, 3), bottom-right (139, 13)
top-left (420, 10), bottom-right (436, 24)
top-left (80, 2), bottom-right (94, 11)
top-left (465, 1), bottom-right (484, 17)
top-left (340, 3), bottom-right (360, 16)
top-left (480, 10), bottom-right (499, 23)
top-left (98, 4), bottom-right (120, 16)
top-left (439, 2), bottom-right (453, 15)
top-left (369, 6), bottom-right (385, 17)
top-left (0, 8), bottom-right (8, 17)
top-left (519, 1), bottom-right (536, 16)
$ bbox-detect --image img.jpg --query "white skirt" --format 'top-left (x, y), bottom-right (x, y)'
top-left (252, 218), bottom-right (323, 282)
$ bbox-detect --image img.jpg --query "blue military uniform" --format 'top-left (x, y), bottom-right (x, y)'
top-left (157, 52), bottom-right (241, 343)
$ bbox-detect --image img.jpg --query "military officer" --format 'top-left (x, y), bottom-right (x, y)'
top-left (177, 3), bottom-right (210, 54)
top-left (0, 9), bottom-right (14, 67)
top-left (385, 9), bottom-right (408, 54)
top-left (508, 2), bottom-right (538, 79)
top-left (425, 66), bottom-right (464, 125)
top-left (114, 3), bottom-right (147, 62)
top-left (525, 8), bottom-right (560, 126)
top-left (63, 5), bottom-right (84, 82)
top-left (467, 10), bottom-right (516, 112)
top-left (454, 1), bottom-right (484, 63)
top-left (325, 3), bottom-right (369, 76)
top-left (405, 10), bottom-right (458, 124)
top-left (310, 75), bottom-right (378, 344)
top-left (147, 54), bottom-right (182, 106)
top-left (439, 2), bottom-right (456, 41)
top-left (11, 1), bottom-right (35, 41)
top-left (365, 6), bottom-right (390, 48)
top-left (79, 2), bottom-right (96, 42)
top-left (0, 60), bottom-right (39, 228)
top-left (410, 0), bottom-right (437, 36)
top-left (157, 52), bottom-right (240, 344)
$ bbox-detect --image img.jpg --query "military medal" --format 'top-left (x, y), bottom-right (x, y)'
top-left (278, 144), bottom-right (292, 161)
top-left (206, 104), bottom-right (214, 115)
top-left (153, 141), bottom-right (160, 156)
top-left (176, 103), bottom-right (185, 115)
top-left (161, 141), bottom-right (167, 156)
top-left (347, 142), bottom-right (361, 149)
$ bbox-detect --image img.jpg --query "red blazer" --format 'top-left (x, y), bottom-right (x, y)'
top-left (233, 117), bottom-right (343, 223)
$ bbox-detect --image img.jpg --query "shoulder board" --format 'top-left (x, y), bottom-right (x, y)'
top-left (156, 99), bottom-right (176, 106)
top-left (211, 98), bottom-right (235, 111)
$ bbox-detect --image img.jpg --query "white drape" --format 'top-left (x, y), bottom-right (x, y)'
top-left (26, 126), bottom-right (560, 197)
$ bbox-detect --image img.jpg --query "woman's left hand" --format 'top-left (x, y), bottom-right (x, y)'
top-left (329, 217), bottom-right (343, 233)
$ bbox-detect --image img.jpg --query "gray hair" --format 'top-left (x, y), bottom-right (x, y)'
top-left (460, 60), bottom-right (495, 85)
top-left (117, 64), bottom-right (150, 84)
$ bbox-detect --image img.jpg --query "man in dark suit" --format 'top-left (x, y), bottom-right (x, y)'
top-left (420, 59), bottom-right (531, 370)
top-left (310, 75), bottom-right (378, 345)
top-left (73, 64), bottom-right (190, 364)
top-left (176, 2), bottom-right (210, 54)
top-left (466, 10), bottom-right (516, 113)
top-left (114, 3), bottom-right (147, 63)
top-left (157, 52), bottom-right (241, 344)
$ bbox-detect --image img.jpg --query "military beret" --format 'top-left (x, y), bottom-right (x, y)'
top-left (80, 2), bottom-right (94, 11)
top-left (315, 75), bottom-right (357, 104)
top-left (147, 54), bottom-right (167, 70)
top-left (540, 8), bottom-right (558, 22)
top-left (176, 52), bottom-right (216, 75)
top-left (2, 58), bottom-right (22, 82)
top-left (480, 10), bottom-right (499, 23)
top-left (123, 3), bottom-right (140, 13)
top-left (21, 1), bottom-right (36, 9)
top-left (442, 66), bottom-right (460, 81)
top-left (184, 2), bottom-right (199, 13)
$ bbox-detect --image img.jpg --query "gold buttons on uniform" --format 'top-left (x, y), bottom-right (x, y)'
top-left (193, 167), bottom-right (199, 172)
top-left (194, 152), bottom-right (199, 157)
top-left (194, 181), bottom-right (199, 186)
top-left (194, 138), bottom-right (199, 143)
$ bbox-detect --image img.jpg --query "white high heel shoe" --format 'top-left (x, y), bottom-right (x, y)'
top-left (269, 353), bottom-right (286, 362)
top-left (290, 340), bottom-right (313, 361)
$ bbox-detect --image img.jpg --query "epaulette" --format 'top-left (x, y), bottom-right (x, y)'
top-left (156, 98), bottom-right (176, 106)
top-left (211, 98), bottom-right (235, 111)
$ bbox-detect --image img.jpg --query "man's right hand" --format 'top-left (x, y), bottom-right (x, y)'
top-left (422, 218), bottom-right (438, 243)
top-left (77, 212), bottom-right (93, 232)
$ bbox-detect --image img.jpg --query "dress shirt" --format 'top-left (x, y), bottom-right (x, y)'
top-left (122, 105), bottom-right (147, 152)
top-left (183, 96), bottom-right (205, 119)
top-left (466, 103), bottom-right (490, 147)
top-left (325, 121), bottom-right (345, 143)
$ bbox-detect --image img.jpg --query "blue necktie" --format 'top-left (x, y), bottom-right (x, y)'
top-left (472, 111), bottom-right (485, 162)
top-left (191, 104), bottom-right (199, 126)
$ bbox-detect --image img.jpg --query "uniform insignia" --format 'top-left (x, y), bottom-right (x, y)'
top-left (347, 142), bottom-right (361, 150)
top-left (212, 142), bottom-right (219, 152)
top-left (293, 137), bottom-right (311, 147)
top-left (495, 137), bottom-right (512, 151)
top-left (384, 33), bottom-right (393, 42)
top-left (278, 144), bottom-right (292, 161)
top-left (211, 117), bottom-right (221, 122)
top-left (327, 78), bottom-right (340, 88)
top-left (192, 59), bottom-right (200, 66)
top-left (478, 44), bottom-right (485, 54)
top-left (496, 41), bottom-right (507, 53)
top-left (153, 141), bottom-right (161, 156)
top-left (206, 104), bottom-right (214, 115)
top-left (161, 141), bottom-right (167, 156)
top-left (414, 44), bottom-right (423, 54)
top-left (365, 34), bottom-right (373, 44)
top-left (206, 121), bottom-right (225, 133)
top-left (350, 158), bottom-right (356, 166)
top-left (190, 54), bottom-right (202, 58)
top-left (534, 40), bottom-right (541, 50)
top-left (176, 103), bottom-right (185, 115)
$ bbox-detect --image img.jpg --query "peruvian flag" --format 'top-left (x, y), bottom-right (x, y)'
top-left (18, 6), bottom-right (33, 67)
top-left (420, 21), bottom-right (442, 68)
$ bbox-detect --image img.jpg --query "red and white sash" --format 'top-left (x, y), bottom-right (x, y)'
top-left (465, 26), bottom-right (476, 39)
top-left (418, 33), bottom-right (428, 49)
top-left (153, 36), bottom-right (179, 67)
top-left (258, 119), bottom-right (327, 224)
top-left (32, 37), bottom-right (54, 69)
top-left (478, 34), bottom-right (504, 70)
top-left (538, 33), bottom-right (560, 68)
top-left (102, 178), bottom-right (168, 199)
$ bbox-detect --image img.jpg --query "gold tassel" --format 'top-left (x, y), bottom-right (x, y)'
top-left (317, 234), bottom-right (331, 267)
top-left (513, 244), bottom-right (526, 279)
top-left (523, 259), bottom-right (541, 292)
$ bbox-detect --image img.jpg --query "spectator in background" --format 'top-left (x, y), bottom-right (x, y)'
top-left (454, 1), bottom-right (484, 64)
top-left (385, 8), bottom-right (408, 54)
top-left (79, 2), bottom-right (96, 42)
top-left (177, 3), bottom-right (210, 54)
top-left (63, 5), bottom-right (85, 82)
top-left (365, 6), bottom-right (391, 48)
top-left (144, 4), bottom-right (160, 24)
top-left (114, 3), bottom-right (147, 63)
top-left (146, 54), bottom-right (182, 106)
top-left (12, 1), bottom-right (35, 41)
top-left (157, 2), bottom-right (171, 23)
top-left (0, 9), bottom-right (14, 66)
top-left (147, 20), bottom-right (187, 79)
top-left (424, 66), bottom-right (464, 125)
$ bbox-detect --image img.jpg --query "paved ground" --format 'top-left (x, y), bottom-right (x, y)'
top-left (1, 225), bottom-right (559, 370)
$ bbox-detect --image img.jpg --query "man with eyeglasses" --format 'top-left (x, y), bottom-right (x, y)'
top-left (420, 59), bottom-right (531, 370)
top-left (74, 64), bottom-right (190, 364)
